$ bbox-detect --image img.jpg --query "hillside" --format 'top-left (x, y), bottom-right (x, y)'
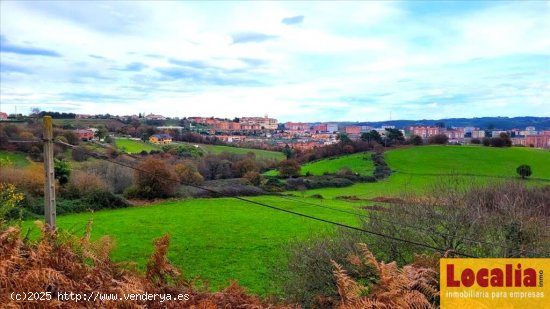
top-left (113, 138), bottom-right (284, 160)
top-left (114, 138), bottom-right (160, 153)
top-left (265, 152), bottom-right (374, 176)
top-left (386, 145), bottom-right (550, 179)
top-left (23, 197), bottom-right (360, 295)
top-left (21, 145), bottom-right (550, 295)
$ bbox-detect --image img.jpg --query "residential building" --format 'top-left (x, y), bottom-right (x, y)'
top-left (360, 125), bottom-right (373, 132)
top-left (525, 135), bottom-right (550, 148)
top-left (284, 122), bottom-right (309, 132)
top-left (145, 113), bottom-right (166, 121)
top-left (471, 130), bottom-right (486, 139)
top-left (345, 126), bottom-right (361, 134)
top-left (74, 129), bottom-right (95, 141)
top-left (312, 124), bottom-right (327, 133)
top-left (149, 134), bottom-right (172, 144)
top-left (240, 115), bottom-right (278, 130)
top-left (511, 137), bottom-right (526, 146)
top-left (444, 128), bottom-right (465, 140)
top-left (76, 114), bottom-right (92, 119)
top-left (409, 126), bottom-right (443, 138)
top-left (216, 135), bottom-right (245, 143)
top-left (229, 122), bottom-right (241, 130)
top-left (214, 121), bottom-right (230, 131)
top-left (326, 123), bottom-right (338, 133)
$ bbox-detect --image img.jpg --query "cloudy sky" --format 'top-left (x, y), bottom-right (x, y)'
top-left (0, 1), bottom-right (548, 122)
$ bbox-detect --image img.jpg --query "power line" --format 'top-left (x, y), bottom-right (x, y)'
top-left (6, 139), bottom-right (42, 143)
top-left (54, 140), bottom-right (477, 257)
top-left (274, 194), bottom-right (542, 256)
top-left (5, 138), bottom-right (540, 256)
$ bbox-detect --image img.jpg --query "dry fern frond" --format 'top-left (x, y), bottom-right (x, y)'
top-left (0, 224), bottom-right (296, 308)
top-left (333, 243), bottom-right (439, 309)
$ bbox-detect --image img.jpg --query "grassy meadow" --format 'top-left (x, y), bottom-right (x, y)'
top-left (265, 152), bottom-right (374, 176)
top-left (195, 143), bottom-right (285, 161)
top-left (21, 145), bottom-right (550, 295)
top-left (113, 137), bottom-right (284, 160)
top-left (386, 145), bottom-right (550, 179)
top-left (0, 151), bottom-right (31, 168)
top-left (113, 138), bottom-right (160, 153)
top-left (22, 196), bottom-right (362, 295)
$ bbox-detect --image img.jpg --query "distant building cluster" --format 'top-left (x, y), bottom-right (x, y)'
top-left (60, 111), bottom-right (550, 150)
top-left (188, 115), bottom-right (278, 131)
top-left (407, 125), bottom-right (550, 148)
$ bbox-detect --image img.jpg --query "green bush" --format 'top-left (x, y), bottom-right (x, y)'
top-left (272, 231), bottom-right (377, 308)
top-left (261, 178), bottom-right (286, 192)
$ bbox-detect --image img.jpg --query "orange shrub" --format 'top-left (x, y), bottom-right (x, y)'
top-left (64, 170), bottom-right (109, 198)
top-left (0, 165), bottom-right (45, 196)
top-left (174, 163), bottom-right (204, 186)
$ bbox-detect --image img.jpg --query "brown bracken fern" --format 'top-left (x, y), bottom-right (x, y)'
top-left (0, 222), bottom-right (297, 308)
top-left (332, 243), bottom-right (439, 309)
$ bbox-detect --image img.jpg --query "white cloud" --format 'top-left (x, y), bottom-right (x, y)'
top-left (0, 1), bottom-right (548, 121)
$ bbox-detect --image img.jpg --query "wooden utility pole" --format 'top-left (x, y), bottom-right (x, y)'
top-left (43, 116), bottom-right (56, 228)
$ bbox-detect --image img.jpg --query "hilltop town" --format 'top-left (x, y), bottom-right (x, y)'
top-left (3, 111), bottom-right (548, 149)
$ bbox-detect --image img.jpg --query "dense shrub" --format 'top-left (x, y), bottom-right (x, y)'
top-left (232, 158), bottom-right (259, 178)
top-left (364, 180), bottom-right (550, 263)
top-left (490, 137), bottom-right (505, 147)
top-left (64, 170), bottom-right (109, 199)
top-left (81, 161), bottom-right (133, 194)
top-left (62, 131), bottom-right (80, 145)
top-left (273, 231), bottom-right (374, 308)
top-left (198, 155), bottom-right (233, 180)
top-left (243, 171), bottom-right (262, 186)
top-left (471, 138), bottom-right (481, 144)
top-left (54, 159), bottom-right (70, 186)
top-left (482, 137), bottom-right (491, 146)
top-left (71, 147), bottom-right (89, 161)
top-left (410, 134), bottom-right (423, 145)
top-left (428, 134), bottom-right (448, 144)
top-left (279, 159), bottom-right (301, 178)
top-left (371, 152), bottom-right (391, 179)
top-left (180, 179), bottom-right (266, 198)
top-left (0, 183), bottom-right (25, 221)
top-left (174, 163), bottom-right (204, 185)
top-left (342, 145), bottom-right (354, 154)
top-left (84, 190), bottom-right (129, 210)
top-left (161, 144), bottom-right (204, 158)
top-left (261, 178), bottom-right (286, 192)
top-left (489, 133), bottom-right (512, 147)
top-left (28, 146), bottom-right (43, 162)
top-left (286, 175), bottom-right (354, 190)
top-left (130, 158), bottom-right (177, 199)
top-left (0, 165), bottom-right (45, 196)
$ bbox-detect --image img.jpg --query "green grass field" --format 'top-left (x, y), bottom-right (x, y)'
top-left (386, 145), bottom-right (550, 179)
top-left (295, 146), bottom-right (550, 199)
top-left (189, 143), bottom-right (285, 161)
top-left (265, 152), bottom-right (374, 176)
top-left (0, 151), bottom-right (30, 168)
top-left (22, 145), bottom-right (550, 296)
top-left (113, 138), bottom-right (160, 153)
top-left (113, 138), bottom-right (284, 160)
top-left (53, 119), bottom-right (116, 127)
top-left (22, 196), bottom-right (362, 295)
